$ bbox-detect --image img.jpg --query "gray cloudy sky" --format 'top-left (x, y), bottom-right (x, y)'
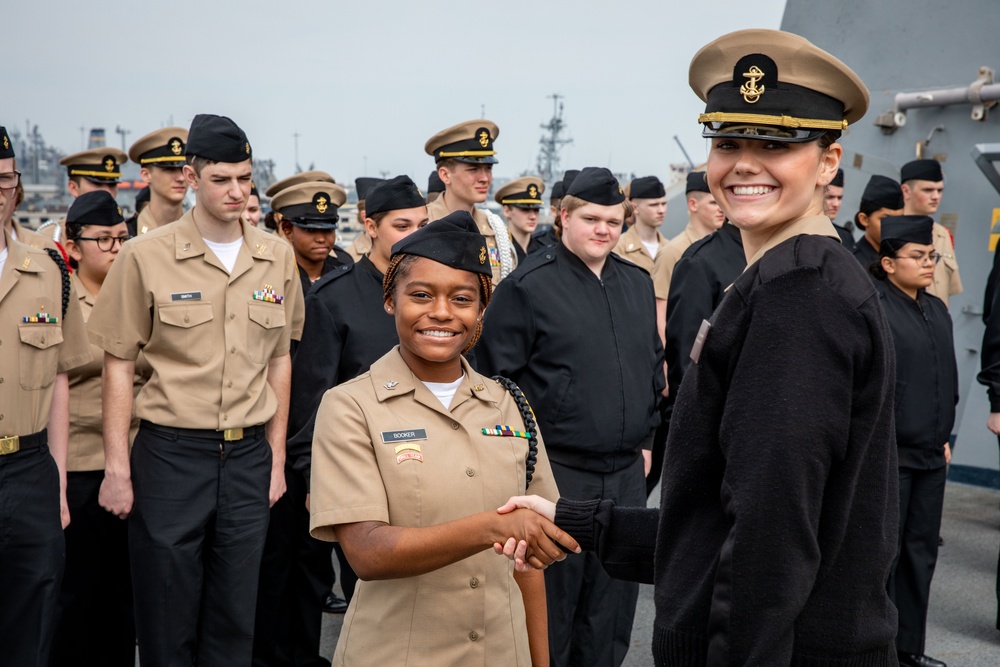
top-left (9, 0), bottom-right (786, 184)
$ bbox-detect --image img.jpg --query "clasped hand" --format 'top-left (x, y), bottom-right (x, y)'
top-left (493, 495), bottom-right (577, 572)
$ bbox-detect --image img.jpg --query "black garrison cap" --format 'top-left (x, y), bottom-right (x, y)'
top-left (830, 168), bottom-right (844, 188)
top-left (566, 167), bottom-right (626, 206)
top-left (186, 114), bottom-right (252, 163)
top-left (391, 210), bottom-right (491, 277)
top-left (880, 215), bottom-right (934, 249)
top-left (427, 170), bottom-right (446, 195)
top-left (629, 176), bottom-right (666, 199)
top-left (900, 159), bottom-right (943, 183)
top-left (685, 171), bottom-right (711, 194)
top-left (366, 175), bottom-right (426, 217)
top-left (550, 181), bottom-right (565, 201)
top-left (0, 126), bottom-right (14, 159)
top-left (67, 190), bottom-right (125, 227)
top-left (355, 177), bottom-right (385, 201)
top-left (561, 169), bottom-right (581, 194)
top-left (860, 175), bottom-right (904, 213)
top-left (134, 186), bottom-right (151, 208)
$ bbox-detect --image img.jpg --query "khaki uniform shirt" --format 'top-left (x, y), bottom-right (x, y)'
top-left (427, 197), bottom-right (513, 286)
top-left (67, 274), bottom-right (151, 471)
top-left (310, 348), bottom-right (559, 667)
top-left (136, 206), bottom-right (184, 236)
top-left (12, 220), bottom-right (60, 253)
top-left (612, 225), bottom-right (667, 275)
top-left (926, 222), bottom-right (962, 308)
top-left (87, 210), bottom-right (305, 430)
top-left (34, 220), bottom-right (63, 242)
top-left (0, 228), bottom-right (91, 436)
top-left (652, 223), bottom-right (703, 300)
top-left (345, 233), bottom-right (371, 262)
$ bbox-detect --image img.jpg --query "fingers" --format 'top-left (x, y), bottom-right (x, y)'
top-left (497, 495), bottom-right (535, 514)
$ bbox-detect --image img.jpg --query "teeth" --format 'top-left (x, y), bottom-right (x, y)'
top-left (420, 330), bottom-right (458, 338)
top-left (732, 185), bottom-right (773, 196)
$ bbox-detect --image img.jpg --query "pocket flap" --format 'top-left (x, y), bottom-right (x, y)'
top-left (158, 302), bottom-right (214, 328)
top-left (19, 323), bottom-right (64, 349)
top-left (248, 302), bottom-right (286, 330)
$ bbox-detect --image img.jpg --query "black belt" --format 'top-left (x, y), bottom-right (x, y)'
top-left (140, 421), bottom-right (266, 443)
top-left (0, 429), bottom-right (48, 456)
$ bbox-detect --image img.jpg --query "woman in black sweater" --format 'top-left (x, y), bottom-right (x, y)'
top-left (872, 216), bottom-right (957, 667)
top-left (495, 29), bottom-right (900, 666)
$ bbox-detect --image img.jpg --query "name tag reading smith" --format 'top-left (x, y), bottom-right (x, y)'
top-left (171, 291), bottom-right (202, 302)
top-left (381, 429), bottom-right (428, 444)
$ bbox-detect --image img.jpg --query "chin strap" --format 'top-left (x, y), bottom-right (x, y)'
top-left (490, 375), bottom-right (539, 488)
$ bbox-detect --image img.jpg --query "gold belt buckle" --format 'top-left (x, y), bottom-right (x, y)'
top-left (0, 435), bottom-right (20, 455)
top-left (223, 428), bottom-right (244, 442)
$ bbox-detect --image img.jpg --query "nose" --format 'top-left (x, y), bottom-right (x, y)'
top-left (429, 295), bottom-right (453, 321)
top-left (734, 147), bottom-right (761, 174)
top-left (229, 180), bottom-right (244, 200)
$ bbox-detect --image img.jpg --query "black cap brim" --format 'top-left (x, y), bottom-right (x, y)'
top-left (701, 122), bottom-right (826, 144)
top-left (446, 155), bottom-right (499, 165)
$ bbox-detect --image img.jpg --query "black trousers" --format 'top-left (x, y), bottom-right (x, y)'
top-left (52, 470), bottom-right (135, 667)
top-left (129, 422), bottom-right (272, 667)
top-left (0, 443), bottom-right (64, 667)
top-left (546, 458), bottom-right (644, 667)
top-left (888, 465), bottom-right (946, 655)
top-left (253, 463), bottom-right (333, 667)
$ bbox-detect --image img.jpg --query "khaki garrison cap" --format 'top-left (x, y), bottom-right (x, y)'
top-left (265, 170), bottom-right (336, 198)
top-left (271, 181), bottom-right (347, 230)
top-left (60, 147), bottom-right (128, 183)
top-left (425, 120), bottom-right (500, 164)
top-left (129, 127), bottom-right (188, 168)
top-left (495, 177), bottom-right (545, 209)
top-left (689, 29), bottom-right (869, 142)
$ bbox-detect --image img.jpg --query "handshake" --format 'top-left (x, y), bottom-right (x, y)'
top-left (492, 496), bottom-right (580, 572)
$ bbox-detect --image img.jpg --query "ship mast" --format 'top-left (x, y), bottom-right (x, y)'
top-left (536, 94), bottom-right (573, 182)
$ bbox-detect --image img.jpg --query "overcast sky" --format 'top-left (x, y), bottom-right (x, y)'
top-left (8, 0), bottom-right (787, 185)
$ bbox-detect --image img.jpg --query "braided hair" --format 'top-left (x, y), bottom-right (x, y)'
top-left (491, 376), bottom-right (539, 487)
top-left (43, 247), bottom-right (72, 318)
top-left (382, 253), bottom-right (493, 352)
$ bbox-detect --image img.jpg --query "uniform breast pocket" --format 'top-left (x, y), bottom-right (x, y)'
top-left (18, 323), bottom-right (64, 390)
top-left (156, 302), bottom-right (215, 363)
top-left (247, 302), bottom-right (286, 364)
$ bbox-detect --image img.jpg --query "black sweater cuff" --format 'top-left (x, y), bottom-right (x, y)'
top-left (555, 498), bottom-right (602, 552)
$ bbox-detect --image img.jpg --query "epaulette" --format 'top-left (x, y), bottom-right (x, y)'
top-left (310, 263), bottom-right (354, 294)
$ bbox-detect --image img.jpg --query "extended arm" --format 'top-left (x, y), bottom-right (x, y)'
top-left (100, 353), bottom-right (136, 519)
top-left (48, 373), bottom-right (70, 528)
top-left (265, 353), bottom-right (291, 506)
top-left (515, 568), bottom-right (549, 667)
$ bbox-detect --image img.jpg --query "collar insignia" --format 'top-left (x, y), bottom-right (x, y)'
top-left (22, 257), bottom-right (30, 269)
top-left (740, 65), bottom-right (766, 104)
top-left (255, 243), bottom-right (267, 256)
top-left (384, 380), bottom-right (399, 390)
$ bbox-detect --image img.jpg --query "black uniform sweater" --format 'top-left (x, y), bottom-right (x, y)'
top-left (556, 233), bottom-right (899, 666)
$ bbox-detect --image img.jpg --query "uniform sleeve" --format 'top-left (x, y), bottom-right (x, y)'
top-left (87, 243), bottom-right (151, 360)
top-left (651, 245), bottom-right (680, 300)
top-left (707, 270), bottom-right (859, 664)
top-left (57, 281), bottom-right (93, 373)
top-left (276, 251), bottom-right (305, 353)
top-left (309, 386), bottom-right (389, 542)
top-left (664, 256), bottom-right (714, 397)
top-left (475, 278), bottom-right (536, 379)
top-left (288, 292), bottom-right (344, 479)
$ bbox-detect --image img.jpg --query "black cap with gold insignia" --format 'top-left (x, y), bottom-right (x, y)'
top-left (265, 170), bottom-right (336, 198)
top-left (271, 181), bottom-right (347, 230)
top-left (425, 120), bottom-right (500, 165)
top-left (566, 167), bottom-right (626, 206)
top-left (60, 148), bottom-right (128, 183)
top-left (366, 175), bottom-right (426, 218)
top-left (495, 176), bottom-right (545, 209)
top-left (186, 114), bottom-right (251, 163)
top-left (128, 127), bottom-right (188, 168)
top-left (880, 215), bottom-right (934, 251)
top-left (427, 170), bottom-right (446, 195)
top-left (685, 171), bottom-right (711, 194)
top-left (355, 177), bottom-right (385, 202)
top-left (66, 190), bottom-right (125, 228)
top-left (391, 209), bottom-right (492, 277)
top-left (0, 126), bottom-right (14, 159)
top-left (900, 159), bottom-right (943, 184)
top-left (629, 176), bottom-right (666, 200)
top-left (690, 29), bottom-right (869, 143)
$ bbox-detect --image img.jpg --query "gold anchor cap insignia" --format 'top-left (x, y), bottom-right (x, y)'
top-left (384, 380), bottom-right (399, 390)
top-left (528, 185), bottom-right (538, 199)
top-left (740, 65), bottom-right (766, 104)
top-left (170, 138), bottom-right (183, 155)
top-left (245, 142), bottom-right (250, 154)
top-left (315, 196), bottom-right (328, 214)
top-left (104, 157), bottom-right (115, 171)
top-left (479, 246), bottom-right (487, 264)
top-left (478, 130), bottom-right (490, 148)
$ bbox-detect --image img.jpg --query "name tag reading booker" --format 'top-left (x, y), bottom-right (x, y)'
top-left (382, 429), bottom-right (428, 464)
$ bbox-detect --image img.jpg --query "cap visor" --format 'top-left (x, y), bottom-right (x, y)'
top-left (449, 156), bottom-right (499, 165)
top-left (701, 123), bottom-right (824, 144)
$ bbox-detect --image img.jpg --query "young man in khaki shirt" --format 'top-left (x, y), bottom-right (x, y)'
top-left (613, 175), bottom-right (668, 274)
top-left (901, 159), bottom-right (962, 308)
top-left (89, 114), bottom-right (304, 667)
top-left (0, 126), bottom-right (92, 667)
top-left (128, 127), bottom-right (189, 235)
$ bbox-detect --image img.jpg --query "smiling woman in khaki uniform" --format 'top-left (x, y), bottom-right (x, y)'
top-left (309, 210), bottom-right (575, 666)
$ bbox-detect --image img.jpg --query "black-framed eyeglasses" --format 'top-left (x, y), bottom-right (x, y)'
top-left (75, 235), bottom-right (132, 251)
top-left (0, 170), bottom-right (21, 190)
top-left (894, 251), bottom-right (942, 266)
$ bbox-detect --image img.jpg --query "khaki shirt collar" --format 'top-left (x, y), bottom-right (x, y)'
top-left (72, 272), bottom-right (96, 307)
top-left (744, 215), bottom-right (840, 269)
top-left (371, 346), bottom-right (496, 415)
top-left (173, 209), bottom-right (276, 280)
top-left (3, 226), bottom-right (44, 275)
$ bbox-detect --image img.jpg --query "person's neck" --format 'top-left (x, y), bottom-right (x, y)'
top-left (368, 248), bottom-right (390, 275)
top-left (889, 275), bottom-right (918, 300)
top-left (441, 191), bottom-right (476, 215)
top-left (192, 205), bottom-right (242, 243)
top-left (76, 267), bottom-right (105, 297)
top-left (689, 217), bottom-right (715, 241)
top-left (864, 233), bottom-right (879, 251)
top-left (299, 256), bottom-right (327, 281)
top-left (903, 205), bottom-right (930, 217)
top-left (149, 196), bottom-right (184, 228)
top-left (563, 239), bottom-right (606, 278)
top-left (399, 346), bottom-right (465, 383)
top-left (634, 220), bottom-right (660, 244)
top-left (509, 227), bottom-right (531, 251)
